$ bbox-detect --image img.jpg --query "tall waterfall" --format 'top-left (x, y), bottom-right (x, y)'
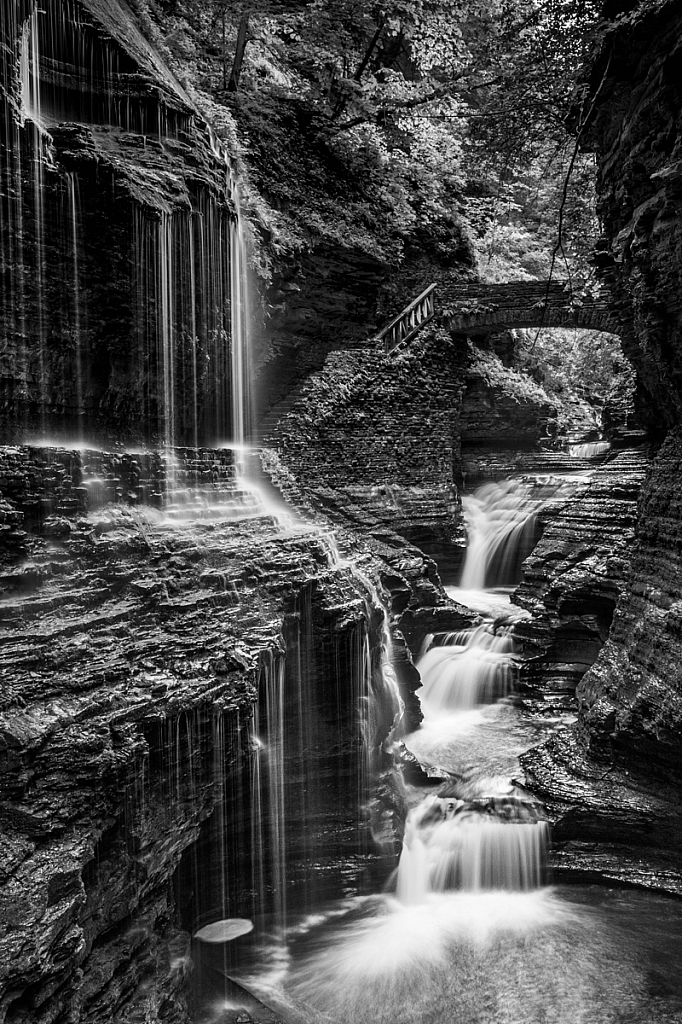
top-left (2, 2), bottom-right (249, 448)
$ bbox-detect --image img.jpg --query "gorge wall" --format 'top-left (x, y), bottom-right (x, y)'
top-left (1, 0), bottom-right (243, 445)
top-left (520, 0), bottom-right (682, 895)
top-left (0, 481), bottom-right (403, 1023)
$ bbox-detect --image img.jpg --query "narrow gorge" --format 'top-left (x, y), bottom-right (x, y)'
top-left (1, 2), bottom-right (682, 1023)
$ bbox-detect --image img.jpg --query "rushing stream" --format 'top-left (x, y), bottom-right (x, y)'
top-left (3, 13), bottom-right (681, 1020)
top-left (190, 473), bottom-right (682, 1024)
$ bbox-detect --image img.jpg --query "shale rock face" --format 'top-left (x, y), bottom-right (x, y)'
top-left (575, 430), bottom-right (682, 772)
top-left (520, 0), bottom-right (682, 893)
top-left (583, 0), bottom-right (682, 430)
top-left (515, 445), bottom-right (652, 694)
top-left (0, 454), bottom-right (403, 1023)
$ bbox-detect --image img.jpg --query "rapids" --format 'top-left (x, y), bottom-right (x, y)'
top-left (189, 476), bottom-right (682, 1024)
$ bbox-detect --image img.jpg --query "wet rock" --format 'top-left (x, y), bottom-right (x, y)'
top-left (262, 327), bottom-right (467, 567)
top-left (582, 0), bottom-right (682, 432)
top-left (514, 445), bottom-right (652, 693)
top-left (0, 461), bottom-right (402, 1022)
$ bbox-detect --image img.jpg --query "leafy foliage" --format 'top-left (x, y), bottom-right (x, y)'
top-left (151, 0), bottom-right (603, 281)
top-left (145, 0), bottom-right (629, 435)
top-left (513, 326), bottom-right (636, 434)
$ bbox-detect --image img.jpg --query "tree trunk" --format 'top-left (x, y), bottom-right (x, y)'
top-left (354, 18), bottom-right (386, 82)
top-left (228, 12), bottom-right (250, 93)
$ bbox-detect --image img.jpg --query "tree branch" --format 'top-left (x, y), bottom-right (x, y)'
top-left (354, 18), bottom-right (386, 81)
top-left (331, 80), bottom-right (464, 132)
top-left (530, 50), bottom-right (613, 350)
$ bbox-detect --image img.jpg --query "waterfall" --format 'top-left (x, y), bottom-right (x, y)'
top-left (131, 193), bottom-right (234, 457)
top-left (229, 182), bottom-right (250, 454)
top-left (18, 7), bottom-right (54, 432)
top-left (416, 625), bottom-right (519, 712)
top-left (569, 440), bottom-right (611, 458)
top-left (65, 171), bottom-right (85, 433)
top-left (20, 10), bottom-right (43, 129)
top-left (396, 788), bottom-right (549, 901)
top-left (321, 532), bottom-right (403, 738)
top-left (459, 480), bottom-right (545, 590)
top-left (4, 5), bottom-right (250, 453)
top-left (394, 476), bottom-right (556, 908)
top-left (0, 2), bottom-right (295, 530)
top-left (255, 649), bottom-right (288, 933)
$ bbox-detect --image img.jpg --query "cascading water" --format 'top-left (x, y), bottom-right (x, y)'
top-left (202, 484), bottom-right (573, 1023)
top-left (391, 478), bottom-right (560, 910)
top-left (416, 625), bottom-right (519, 712)
top-left (396, 783), bottom-right (549, 901)
top-left (568, 439), bottom-right (611, 458)
top-left (459, 478), bottom-right (552, 590)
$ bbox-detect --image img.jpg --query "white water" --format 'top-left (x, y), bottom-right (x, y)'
top-left (569, 440), bottom-right (611, 458)
top-left (416, 626), bottom-right (519, 712)
top-left (460, 480), bottom-right (537, 589)
top-left (397, 792), bottom-right (549, 897)
top-left (396, 481), bottom-right (559, 906)
top-left (459, 477), bottom-right (586, 589)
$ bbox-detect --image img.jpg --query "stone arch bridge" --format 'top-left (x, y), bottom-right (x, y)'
top-left (375, 279), bottom-right (620, 353)
top-left (440, 280), bottom-right (619, 337)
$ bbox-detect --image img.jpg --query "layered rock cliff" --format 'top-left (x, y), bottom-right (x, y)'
top-left (0, 0), bottom-right (244, 444)
top-left (0, 444), bottom-right (406, 1024)
top-left (515, 444), bottom-right (652, 694)
top-left (519, 0), bottom-right (682, 895)
top-left (583, 0), bottom-right (682, 432)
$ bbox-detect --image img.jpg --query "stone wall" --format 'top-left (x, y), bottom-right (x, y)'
top-left (263, 325), bottom-right (468, 574)
top-left (439, 280), bottom-right (619, 336)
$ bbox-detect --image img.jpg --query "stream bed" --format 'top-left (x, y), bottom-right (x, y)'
top-left (190, 478), bottom-right (682, 1024)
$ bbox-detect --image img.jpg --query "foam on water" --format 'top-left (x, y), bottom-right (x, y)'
top-left (279, 889), bottom-right (581, 1024)
top-left (416, 623), bottom-right (519, 713)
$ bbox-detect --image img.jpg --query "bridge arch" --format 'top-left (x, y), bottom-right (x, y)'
top-left (439, 281), bottom-right (620, 337)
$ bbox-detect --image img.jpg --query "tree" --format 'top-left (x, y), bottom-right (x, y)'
top-left (157, 0), bottom-right (604, 280)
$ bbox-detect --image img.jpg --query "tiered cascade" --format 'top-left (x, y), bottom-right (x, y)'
top-left (394, 477), bottom-right (557, 905)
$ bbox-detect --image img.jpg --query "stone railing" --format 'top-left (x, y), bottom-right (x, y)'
top-left (375, 283), bottom-right (436, 353)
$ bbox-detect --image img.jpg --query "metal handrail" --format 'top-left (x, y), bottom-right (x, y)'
top-left (374, 283), bottom-right (436, 354)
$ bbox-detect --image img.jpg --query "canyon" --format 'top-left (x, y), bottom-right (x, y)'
top-left (2, 1), bottom-right (682, 1023)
